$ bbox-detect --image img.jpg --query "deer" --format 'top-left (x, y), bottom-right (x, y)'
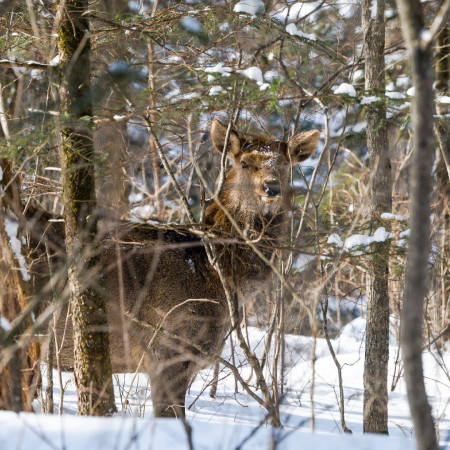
top-left (34, 119), bottom-right (319, 419)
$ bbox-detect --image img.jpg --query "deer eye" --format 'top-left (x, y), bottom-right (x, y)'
top-left (241, 161), bottom-right (249, 169)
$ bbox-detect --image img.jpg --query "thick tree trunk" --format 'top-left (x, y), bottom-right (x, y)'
top-left (362, 0), bottom-right (391, 434)
top-left (396, 0), bottom-right (440, 448)
top-left (57, 0), bottom-right (116, 415)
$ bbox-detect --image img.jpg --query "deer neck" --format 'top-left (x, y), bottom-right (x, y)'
top-left (205, 187), bottom-right (285, 244)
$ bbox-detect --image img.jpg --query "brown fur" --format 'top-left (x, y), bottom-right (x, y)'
top-left (37, 120), bottom-right (319, 418)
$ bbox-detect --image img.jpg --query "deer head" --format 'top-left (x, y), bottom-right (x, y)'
top-left (210, 119), bottom-right (320, 217)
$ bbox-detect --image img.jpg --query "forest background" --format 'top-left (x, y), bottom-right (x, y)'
top-left (0, 0), bottom-right (448, 449)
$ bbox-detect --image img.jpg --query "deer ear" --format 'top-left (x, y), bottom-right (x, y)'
top-left (286, 130), bottom-right (320, 163)
top-left (210, 119), bottom-right (242, 156)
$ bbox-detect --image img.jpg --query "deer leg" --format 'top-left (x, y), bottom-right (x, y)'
top-left (150, 360), bottom-right (192, 419)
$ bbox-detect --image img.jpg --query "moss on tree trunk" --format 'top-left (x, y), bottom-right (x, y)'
top-left (57, 0), bottom-right (116, 416)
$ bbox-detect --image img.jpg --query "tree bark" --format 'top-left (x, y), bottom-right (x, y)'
top-left (396, 0), bottom-right (440, 447)
top-left (0, 156), bottom-right (39, 412)
top-left (434, 26), bottom-right (449, 346)
top-left (57, 0), bottom-right (116, 415)
top-left (362, 0), bottom-right (391, 434)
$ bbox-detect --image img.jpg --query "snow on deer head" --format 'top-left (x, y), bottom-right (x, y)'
top-left (210, 119), bottom-right (320, 217)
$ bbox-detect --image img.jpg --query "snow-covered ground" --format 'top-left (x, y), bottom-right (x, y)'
top-left (1, 318), bottom-right (449, 449)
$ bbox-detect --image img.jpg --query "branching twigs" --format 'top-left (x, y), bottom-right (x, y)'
top-left (143, 115), bottom-right (196, 224)
top-left (125, 312), bottom-right (270, 410)
top-left (421, 0), bottom-right (450, 48)
top-left (321, 298), bottom-right (352, 433)
top-left (181, 119), bottom-right (283, 426)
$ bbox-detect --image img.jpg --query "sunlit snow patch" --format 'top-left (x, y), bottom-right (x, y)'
top-left (233, 0), bottom-right (265, 16)
top-left (0, 317), bottom-right (11, 331)
top-left (286, 23), bottom-right (317, 41)
top-left (361, 96), bottom-right (381, 105)
top-left (203, 62), bottom-right (232, 77)
top-left (4, 211), bottom-right (30, 281)
top-left (333, 83), bottom-right (356, 98)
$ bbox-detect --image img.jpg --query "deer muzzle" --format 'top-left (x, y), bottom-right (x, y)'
top-left (262, 181), bottom-right (281, 198)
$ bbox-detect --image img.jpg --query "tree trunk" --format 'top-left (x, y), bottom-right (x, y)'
top-left (148, 38), bottom-right (163, 219)
top-left (396, 0), bottom-right (440, 448)
top-left (0, 154), bottom-right (39, 412)
top-left (434, 26), bottom-right (449, 346)
top-left (362, 0), bottom-right (391, 434)
top-left (57, 0), bottom-right (116, 415)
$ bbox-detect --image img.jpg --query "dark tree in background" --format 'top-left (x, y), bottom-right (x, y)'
top-left (396, 0), bottom-right (448, 447)
top-left (57, 0), bottom-right (116, 415)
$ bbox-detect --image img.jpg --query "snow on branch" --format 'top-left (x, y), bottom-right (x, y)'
top-left (0, 59), bottom-right (52, 70)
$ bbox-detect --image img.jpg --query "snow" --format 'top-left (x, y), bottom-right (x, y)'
top-left (344, 233), bottom-right (372, 250)
top-left (49, 55), bottom-right (60, 66)
top-left (264, 70), bottom-right (281, 82)
top-left (333, 227), bottom-right (393, 252)
top-left (4, 211), bottom-right (30, 281)
top-left (381, 212), bottom-right (405, 221)
top-left (386, 91), bottom-right (406, 100)
top-left (1, 320), bottom-right (448, 448)
top-left (361, 96), bottom-right (381, 105)
top-left (0, 317), bottom-right (11, 331)
top-left (233, 0), bottom-right (265, 16)
top-left (128, 192), bottom-right (144, 203)
top-left (396, 75), bottom-right (410, 89)
top-left (337, 0), bottom-right (357, 18)
top-left (160, 54), bottom-right (182, 64)
top-left (286, 23), bottom-right (317, 41)
top-left (327, 233), bottom-right (344, 247)
top-left (437, 95), bottom-right (450, 104)
top-left (339, 316), bottom-right (366, 342)
top-left (203, 62), bottom-right (232, 77)
top-left (181, 17), bottom-right (202, 34)
top-left (370, 0), bottom-right (378, 19)
top-left (209, 85), bottom-right (225, 96)
top-left (385, 9), bottom-right (396, 18)
top-left (419, 28), bottom-right (432, 43)
top-left (1, 318), bottom-right (448, 448)
top-left (0, 410), bottom-right (418, 450)
top-left (352, 121), bottom-right (367, 133)
top-left (236, 66), bottom-right (264, 85)
top-left (333, 83), bottom-right (356, 98)
top-left (348, 203), bottom-right (355, 213)
top-left (272, 1), bottom-right (319, 22)
top-left (372, 226), bottom-right (392, 242)
top-left (399, 229), bottom-right (410, 238)
top-left (128, 204), bottom-right (155, 221)
top-left (292, 253), bottom-right (316, 271)
top-left (385, 52), bottom-right (405, 65)
top-left (0, 164), bottom-right (3, 181)
top-left (406, 87), bottom-right (415, 96)
top-left (352, 69), bottom-right (364, 81)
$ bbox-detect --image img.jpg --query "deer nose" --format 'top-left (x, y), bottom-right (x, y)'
top-left (263, 181), bottom-right (281, 197)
